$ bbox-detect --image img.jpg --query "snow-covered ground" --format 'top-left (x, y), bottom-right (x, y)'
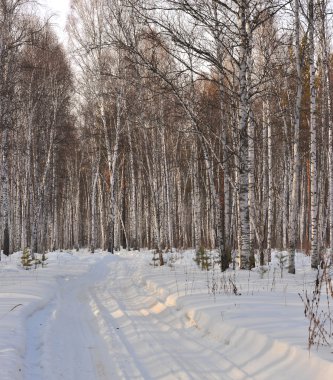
top-left (0, 249), bottom-right (332, 380)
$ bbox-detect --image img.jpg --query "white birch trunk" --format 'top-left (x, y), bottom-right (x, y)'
top-left (127, 121), bottom-right (137, 249)
top-left (266, 100), bottom-right (273, 263)
top-left (109, 114), bottom-right (120, 254)
top-left (51, 151), bottom-right (58, 251)
top-left (309, 0), bottom-right (319, 267)
top-left (100, 94), bottom-right (120, 254)
top-left (192, 140), bottom-right (201, 252)
top-left (98, 176), bottom-right (105, 250)
top-left (319, 0), bottom-right (333, 263)
top-left (328, 56), bottom-right (333, 265)
top-left (289, 0), bottom-right (302, 274)
top-left (238, 1), bottom-right (251, 269)
top-left (31, 118), bottom-right (56, 259)
top-left (161, 125), bottom-right (173, 250)
top-left (200, 138), bottom-right (226, 269)
top-left (248, 110), bottom-right (261, 264)
top-left (279, 98), bottom-right (290, 250)
top-left (1, 128), bottom-right (10, 256)
top-left (90, 150), bottom-right (100, 254)
top-left (137, 168), bottom-right (143, 249)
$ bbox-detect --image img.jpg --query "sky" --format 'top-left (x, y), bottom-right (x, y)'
top-left (39, 0), bottom-right (71, 43)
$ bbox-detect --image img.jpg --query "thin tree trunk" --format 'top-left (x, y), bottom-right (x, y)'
top-left (309, 0), bottom-right (319, 268)
top-left (192, 139), bottom-right (201, 253)
top-left (289, 0), bottom-right (302, 274)
top-left (238, 1), bottom-right (251, 269)
top-left (1, 128), bottom-right (10, 257)
top-left (90, 149), bottom-right (100, 254)
top-left (266, 100), bottom-right (273, 262)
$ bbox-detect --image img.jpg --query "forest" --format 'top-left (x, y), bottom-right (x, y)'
top-left (0, 0), bottom-right (332, 274)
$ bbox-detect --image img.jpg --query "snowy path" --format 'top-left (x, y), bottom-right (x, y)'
top-left (22, 255), bottom-right (252, 379)
top-left (19, 253), bottom-right (333, 380)
top-left (24, 258), bottom-right (116, 380)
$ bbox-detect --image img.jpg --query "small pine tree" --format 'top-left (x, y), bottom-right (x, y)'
top-left (33, 253), bottom-right (48, 269)
top-left (34, 258), bottom-right (40, 269)
top-left (21, 248), bottom-right (33, 270)
top-left (194, 246), bottom-right (211, 270)
top-left (276, 252), bottom-right (288, 278)
top-left (41, 253), bottom-right (48, 267)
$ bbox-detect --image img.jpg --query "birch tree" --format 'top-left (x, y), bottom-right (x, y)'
top-left (0, 0), bottom-right (31, 256)
top-left (288, 0), bottom-right (303, 274)
top-left (0, 0), bottom-right (327, 269)
top-left (308, 0), bottom-right (319, 268)
top-left (318, 0), bottom-right (333, 264)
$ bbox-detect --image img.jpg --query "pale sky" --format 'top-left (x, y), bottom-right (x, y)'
top-left (39, 0), bottom-right (71, 43)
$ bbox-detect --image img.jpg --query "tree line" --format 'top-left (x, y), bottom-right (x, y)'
top-left (1, 0), bottom-right (333, 273)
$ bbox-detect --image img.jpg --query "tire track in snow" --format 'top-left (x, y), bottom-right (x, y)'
top-left (23, 256), bottom-right (119, 380)
top-left (23, 254), bottom-right (283, 379)
top-left (24, 299), bottom-right (56, 380)
top-left (89, 258), bottom-right (254, 380)
top-left (19, 252), bottom-right (333, 380)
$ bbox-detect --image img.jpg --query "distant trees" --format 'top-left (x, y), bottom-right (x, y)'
top-left (20, 30), bottom-right (73, 258)
top-left (0, 1), bottom-right (74, 258)
top-left (64, 0), bottom-right (333, 270)
top-left (1, 0), bottom-right (333, 272)
top-left (0, 0), bottom-right (30, 256)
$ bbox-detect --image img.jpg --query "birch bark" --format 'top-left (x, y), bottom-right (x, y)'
top-left (288, 0), bottom-right (302, 274)
top-left (319, 0), bottom-right (333, 263)
top-left (266, 101), bottom-right (273, 263)
top-left (1, 129), bottom-right (10, 256)
top-left (309, 0), bottom-right (319, 268)
top-left (90, 148), bottom-right (100, 254)
top-left (238, 1), bottom-right (251, 269)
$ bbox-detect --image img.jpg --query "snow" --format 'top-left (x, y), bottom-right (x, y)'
top-left (0, 249), bottom-right (332, 379)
